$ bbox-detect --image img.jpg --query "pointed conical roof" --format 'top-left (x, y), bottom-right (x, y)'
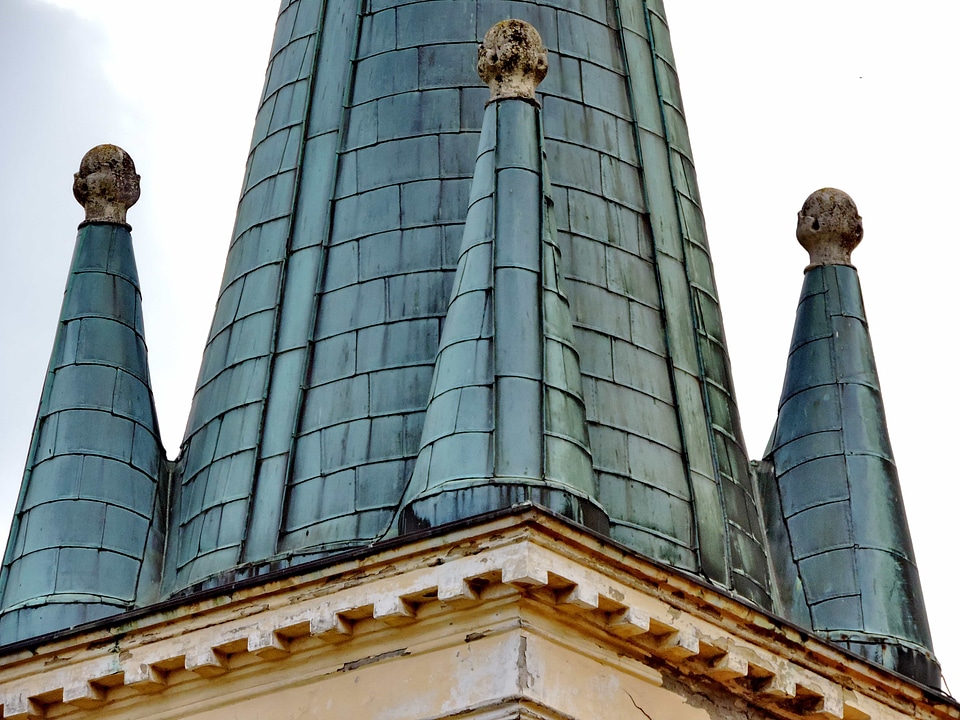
top-left (759, 189), bottom-right (938, 687)
top-left (166, 1), bottom-right (772, 605)
top-left (0, 146), bottom-right (165, 645)
top-left (399, 21), bottom-right (606, 532)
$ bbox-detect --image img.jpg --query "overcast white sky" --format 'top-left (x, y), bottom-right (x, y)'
top-left (0, 0), bottom-right (957, 692)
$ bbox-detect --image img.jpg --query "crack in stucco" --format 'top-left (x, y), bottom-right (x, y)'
top-left (625, 690), bottom-right (655, 720)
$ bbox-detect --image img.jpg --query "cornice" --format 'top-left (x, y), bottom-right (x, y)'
top-left (0, 509), bottom-right (955, 720)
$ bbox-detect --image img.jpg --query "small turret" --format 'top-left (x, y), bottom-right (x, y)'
top-left (0, 146), bottom-right (166, 645)
top-left (398, 21), bottom-right (607, 532)
top-left (759, 189), bottom-right (939, 687)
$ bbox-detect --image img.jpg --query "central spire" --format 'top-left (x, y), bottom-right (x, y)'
top-left (165, 0), bottom-right (773, 606)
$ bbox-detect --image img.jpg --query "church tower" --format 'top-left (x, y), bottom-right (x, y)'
top-left (0, 2), bottom-right (951, 719)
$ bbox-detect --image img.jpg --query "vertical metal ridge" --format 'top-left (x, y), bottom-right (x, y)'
top-left (268, 0), bottom-right (370, 554)
top-left (172, 0), bottom-right (333, 589)
top-left (609, 0), bottom-right (700, 570)
top-left (640, 0), bottom-right (730, 587)
top-left (241, 0), bottom-right (348, 563)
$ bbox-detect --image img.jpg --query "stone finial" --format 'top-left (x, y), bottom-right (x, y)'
top-left (796, 188), bottom-right (863, 269)
top-left (478, 20), bottom-right (548, 106)
top-left (73, 144), bottom-right (141, 225)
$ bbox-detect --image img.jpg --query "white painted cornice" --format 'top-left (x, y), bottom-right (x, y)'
top-left (0, 509), bottom-right (956, 720)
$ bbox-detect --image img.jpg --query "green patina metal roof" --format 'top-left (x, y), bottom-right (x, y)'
top-left (758, 263), bottom-right (938, 687)
top-left (0, 222), bottom-right (165, 645)
top-left (398, 96), bottom-right (606, 532)
top-left (0, 0), bottom-right (941, 690)
top-left (167, 0), bottom-right (773, 607)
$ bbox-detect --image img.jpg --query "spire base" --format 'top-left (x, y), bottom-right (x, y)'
top-left (400, 483), bottom-right (610, 535)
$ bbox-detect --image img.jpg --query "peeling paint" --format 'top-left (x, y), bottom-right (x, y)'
top-left (518, 635), bottom-right (533, 690)
top-left (339, 648), bottom-right (410, 672)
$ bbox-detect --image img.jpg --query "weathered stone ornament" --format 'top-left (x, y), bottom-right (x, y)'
top-left (796, 187), bottom-right (863, 268)
top-left (478, 19), bottom-right (548, 106)
top-left (73, 144), bottom-right (141, 225)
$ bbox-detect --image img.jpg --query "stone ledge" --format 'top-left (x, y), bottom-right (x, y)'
top-left (0, 510), bottom-right (955, 720)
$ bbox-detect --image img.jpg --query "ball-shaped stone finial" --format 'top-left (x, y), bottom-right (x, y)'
top-left (796, 188), bottom-right (863, 268)
top-left (477, 19), bottom-right (548, 106)
top-left (73, 144), bottom-right (141, 226)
